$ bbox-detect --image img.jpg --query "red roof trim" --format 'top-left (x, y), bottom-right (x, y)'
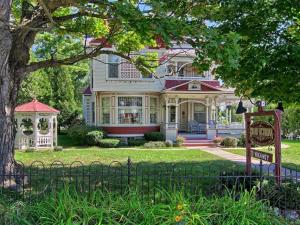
top-left (15, 99), bottom-right (60, 113)
top-left (164, 80), bottom-right (221, 91)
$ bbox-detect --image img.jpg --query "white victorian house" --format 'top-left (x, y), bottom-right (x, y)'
top-left (83, 39), bottom-right (252, 141)
top-left (15, 99), bottom-right (59, 149)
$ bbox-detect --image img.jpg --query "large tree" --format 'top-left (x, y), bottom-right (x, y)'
top-left (197, 0), bottom-right (300, 103)
top-left (0, 0), bottom-right (220, 183)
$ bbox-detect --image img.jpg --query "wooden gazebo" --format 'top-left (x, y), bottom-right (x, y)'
top-left (15, 99), bottom-right (59, 149)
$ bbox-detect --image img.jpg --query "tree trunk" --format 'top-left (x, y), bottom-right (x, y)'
top-left (0, 0), bottom-right (21, 186)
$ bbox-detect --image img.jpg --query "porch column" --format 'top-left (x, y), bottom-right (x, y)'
top-left (165, 97), bottom-right (169, 128)
top-left (206, 98), bottom-right (209, 130)
top-left (175, 98), bottom-right (179, 129)
top-left (229, 107), bottom-right (232, 124)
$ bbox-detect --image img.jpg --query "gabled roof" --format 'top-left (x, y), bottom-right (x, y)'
top-left (15, 99), bottom-right (60, 113)
top-left (164, 80), bottom-right (222, 92)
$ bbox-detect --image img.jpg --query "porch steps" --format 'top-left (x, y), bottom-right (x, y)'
top-left (182, 137), bottom-right (216, 147)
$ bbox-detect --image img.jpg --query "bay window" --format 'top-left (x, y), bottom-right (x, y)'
top-left (118, 97), bottom-right (143, 124)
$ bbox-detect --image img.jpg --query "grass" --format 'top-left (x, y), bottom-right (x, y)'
top-left (223, 140), bottom-right (300, 170)
top-left (15, 134), bottom-right (234, 168)
top-left (1, 188), bottom-right (290, 225)
top-left (11, 135), bottom-right (245, 198)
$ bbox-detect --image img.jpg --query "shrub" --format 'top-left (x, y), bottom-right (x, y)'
top-left (67, 125), bottom-right (104, 145)
top-left (144, 141), bottom-right (166, 148)
top-left (238, 133), bottom-right (246, 147)
top-left (165, 140), bottom-right (173, 147)
top-left (128, 139), bottom-right (146, 146)
top-left (175, 136), bottom-right (184, 147)
top-left (144, 132), bottom-right (165, 141)
top-left (25, 147), bottom-right (35, 152)
top-left (54, 146), bottom-right (63, 151)
top-left (99, 138), bottom-right (120, 148)
top-left (85, 131), bottom-right (104, 146)
top-left (260, 179), bottom-right (300, 210)
top-left (221, 137), bottom-right (238, 148)
top-left (213, 136), bottom-right (224, 145)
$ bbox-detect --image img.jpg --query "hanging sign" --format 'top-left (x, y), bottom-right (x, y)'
top-left (250, 121), bottom-right (275, 146)
top-left (251, 149), bottom-right (273, 162)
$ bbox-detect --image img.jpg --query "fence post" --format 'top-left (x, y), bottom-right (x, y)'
top-left (259, 159), bottom-right (263, 198)
top-left (127, 157), bottom-right (131, 186)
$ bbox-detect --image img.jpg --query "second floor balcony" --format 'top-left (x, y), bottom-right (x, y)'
top-left (105, 54), bottom-right (213, 81)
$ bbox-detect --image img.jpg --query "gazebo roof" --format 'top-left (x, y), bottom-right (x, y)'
top-left (15, 99), bottom-right (60, 113)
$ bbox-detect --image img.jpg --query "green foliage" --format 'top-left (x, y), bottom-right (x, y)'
top-left (238, 133), bottom-right (246, 147)
top-left (99, 138), bottom-right (120, 148)
top-left (281, 105), bottom-right (300, 136)
top-left (85, 131), bottom-right (104, 146)
top-left (175, 136), bottom-right (185, 147)
top-left (5, 189), bottom-right (287, 225)
top-left (165, 140), bottom-right (173, 147)
top-left (67, 125), bottom-right (99, 145)
top-left (54, 146), bottom-right (63, 152)
top-left (144, 141), bottom-right (166, 149)
top-left (260, 179), bottom-right (300, 210)
top-left (144, 132), bottom-right (165, 141)
top-left (200, 1), bottom-right (300, 103)
top-left (221, 137), bottom-right (238, 148)
top-left (19, 33), bottom-right (89, 129)
top-left (127, 139), bottom-right (147, 147)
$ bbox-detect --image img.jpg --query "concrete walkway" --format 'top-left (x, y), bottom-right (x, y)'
top-left (188, 146), bottom-right (300, 179)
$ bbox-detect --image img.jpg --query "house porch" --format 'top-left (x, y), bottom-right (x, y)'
top-left (161, 94), bottom-right (250, 141)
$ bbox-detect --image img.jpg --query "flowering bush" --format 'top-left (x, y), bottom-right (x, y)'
top-left (175, 136), bottom-right (185, 147)
top-left (213, 136), bottom-right (224, 145)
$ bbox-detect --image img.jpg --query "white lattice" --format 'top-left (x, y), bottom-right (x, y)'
top-left (120, 59), bottom-right (141, 79)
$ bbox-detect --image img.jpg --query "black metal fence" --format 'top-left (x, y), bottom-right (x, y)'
top-left (1, 159), bottom-right (300, 211)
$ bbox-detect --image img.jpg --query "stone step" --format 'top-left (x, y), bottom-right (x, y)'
top-left (183, 142), bottom-right (216, 147)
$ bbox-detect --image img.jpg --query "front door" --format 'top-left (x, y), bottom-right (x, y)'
top-left (179, 102), bottom-right (188, 132)
top-left (193, 103), bottom-right (207, 133)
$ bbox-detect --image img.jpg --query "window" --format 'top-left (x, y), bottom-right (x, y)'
top-left (101, 97), bottom-right (110, 124)
top-left (177, 62), bottom-right (185, 76)
top-left (108, 54), bottom-right (119, 78)
top-left (194, 103), bottom-right (206, 123)
top-left (150, 97), bottom-right (158, 124)
top-left (118, 97), bottom-right (143, 124)
top-left (169, 106), bottom-right (176, 123)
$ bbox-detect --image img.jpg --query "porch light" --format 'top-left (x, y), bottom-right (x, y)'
top-left (236, 100), bottom-right (247, 114)
top-left (276, 101), bottom-right (284, 112)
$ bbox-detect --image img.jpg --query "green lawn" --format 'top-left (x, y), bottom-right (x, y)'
top-left (15, 135), bottom-right (240, 174)
top-left (223, 140), bottom-right (300, 170)
top-left (13, 135), bottom-right (243, 197)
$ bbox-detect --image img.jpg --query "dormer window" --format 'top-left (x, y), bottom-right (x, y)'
top-left (108, 54), bottom-right (120, 78)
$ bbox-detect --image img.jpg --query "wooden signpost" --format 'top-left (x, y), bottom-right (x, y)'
top-left (251, 149), bottom-right (273, 162)
top-left (245, 108), bottom-right (282, 184)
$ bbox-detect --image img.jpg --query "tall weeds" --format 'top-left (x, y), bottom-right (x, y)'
top-left (1, 188), bottom-right (289, 225)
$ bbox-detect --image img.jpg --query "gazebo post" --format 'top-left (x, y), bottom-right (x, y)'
top-left (54, 116), bottom-right (58, 147)
top-left (50, 115), bottom-right (54, 148)
top-left (34, 113), bottom-right (39, 149)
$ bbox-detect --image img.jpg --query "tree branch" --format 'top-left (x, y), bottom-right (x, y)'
top-left (19, 47), bottom-right (132, 75)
